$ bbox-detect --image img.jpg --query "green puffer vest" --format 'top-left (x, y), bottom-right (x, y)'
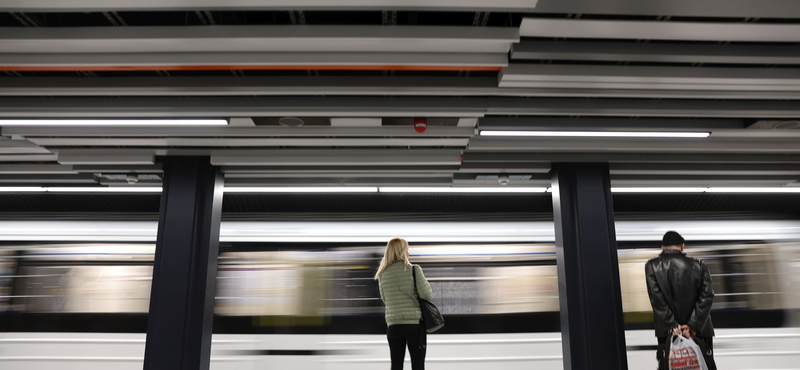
top-left (378, 262), bottom-right (433, 326)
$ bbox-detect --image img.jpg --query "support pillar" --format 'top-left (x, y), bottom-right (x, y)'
top-left (550, 163), bottom-right (628, 370)
top-left (143, 157), bottom-right (223, 370)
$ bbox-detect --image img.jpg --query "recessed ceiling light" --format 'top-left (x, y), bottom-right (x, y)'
top-left (0, 119), bottom-right (228, 126)
top-left (480, 131), bottom-right (710, 138)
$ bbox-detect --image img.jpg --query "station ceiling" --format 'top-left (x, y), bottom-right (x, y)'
top-left (1, 1), bottom-right (800, 190)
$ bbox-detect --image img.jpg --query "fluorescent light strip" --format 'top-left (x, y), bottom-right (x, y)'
top-left (706, 187), bottom-right (800, 193)
top-left (480, 131), bottom-right (710, 138)
top-left (0, 119), bottom-right (228, 126)
top-left (0, 187), bottom-right (162, 193)
top-left (611, 187), bottom-right (707, 193)
top-left (224, 187), bottom-right (378, 193)
top-left (378, 187), bottom-right (548, 193)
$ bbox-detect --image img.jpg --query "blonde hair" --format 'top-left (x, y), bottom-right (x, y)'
top-left (374, 237), bottom-right (411, 280)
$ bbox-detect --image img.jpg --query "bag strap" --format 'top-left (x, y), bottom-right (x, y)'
top-left (411, 264), bottom-right (419, 298)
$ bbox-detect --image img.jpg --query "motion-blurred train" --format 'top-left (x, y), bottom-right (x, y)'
top-left (0, 218), bottom-right (799, 369)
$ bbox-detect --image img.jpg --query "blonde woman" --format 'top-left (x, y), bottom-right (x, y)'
top-left (375, 237), bottom-right (433, 370)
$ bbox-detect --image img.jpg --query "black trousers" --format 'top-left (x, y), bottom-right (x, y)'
top-left (387, 323), bottom-right (427, 370)
top-left (657, 336), bottom-right (716, 370)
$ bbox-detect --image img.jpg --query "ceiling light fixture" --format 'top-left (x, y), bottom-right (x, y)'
top-left (480, 131), bottom-right (710, 138)
top-left (0, 119), bottom-right (228, 126)
top-left (0, 187), bottom-right (162, 193)
top-left (378, 187), bottom-right (548, 193)
top-left (611, 187), bottom-right (708, 193)
top-left (224, 187), bottom-right (378, 193)
top-left (706, 187), bottom-right (800, 193)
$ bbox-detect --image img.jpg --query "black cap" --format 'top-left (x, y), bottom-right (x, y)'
top-left (662, 231), bottom-right (685, 247)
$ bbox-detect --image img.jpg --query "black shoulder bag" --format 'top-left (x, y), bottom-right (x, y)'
top-left (412, 265), bottom-right (444, 333)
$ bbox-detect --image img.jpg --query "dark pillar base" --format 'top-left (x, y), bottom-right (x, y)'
top-left (551, 163), bottom-right (628, 370)
top-left (143, 157), bottom-right (223, 370)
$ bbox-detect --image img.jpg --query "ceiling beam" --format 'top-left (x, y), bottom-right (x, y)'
top-left (520, 18), bottom-right (800, 42)
top-left (0, 52), bottom-right (508, 71)
top-left (463, 152), bottom-right (800, 164)
top-left (2, 126), bottom-right (476, 138)
top-left (500, 65), bottom-right (800, 92)
top-left (531, 0), bottom-right (800, 18)
top-left (211, 149), bottom-right (463, 166)
top-left (3, 96), bottom-right (800, 118)
top-left (26, 137), bottom-right (470, 147)
top-left (511, 40), bottom-right (800, 65)
top-left (0, 26), bottom-right (519, 54)
top-left (5, 76), bottom-right (800, 100)
top-left (0, 0), bottom-right (539, 12)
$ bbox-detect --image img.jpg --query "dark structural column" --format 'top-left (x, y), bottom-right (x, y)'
top-left (550, 163), bottom-right (628, 370)
top-left (143, 157), bottom-right (223, 370)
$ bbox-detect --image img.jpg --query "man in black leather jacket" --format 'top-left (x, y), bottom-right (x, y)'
top-left (645, 231), bottom-right (716, 370)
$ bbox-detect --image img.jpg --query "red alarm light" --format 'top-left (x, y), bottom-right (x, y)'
top-left (414, 118), bottom-right (428, 134)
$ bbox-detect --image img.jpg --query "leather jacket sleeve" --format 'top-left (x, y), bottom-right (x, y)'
top-left (687, 262), bottom-right (715, 331)
top-left (645, 261), bottom-right (680, 332)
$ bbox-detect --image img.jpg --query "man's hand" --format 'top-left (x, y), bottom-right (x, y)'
top-left (679, 325), bottom-right (696, 338)
top-left (672, 326), bottom-right (682, 337)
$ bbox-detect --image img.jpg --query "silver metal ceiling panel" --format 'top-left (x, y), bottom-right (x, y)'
top-left (0, 139), bottom-right (52, 154)
top-left (6, 76), bottom-right (800, 100)
top-left (57, 151), bottom-right (156, 165)
top-left (511, 40), bottom-right (800, 65)
top-left (531, 0), bottom-right (800, 18)
top-left (500, 65), bottom-right (800, 91)
top-left (462, 152), bottom-right (800, 164)
top-left (222, 165), bottom-right (460, 174)
top-left (609, 163), bottom-right (800, 176)
top-left (4, 96), bottom-right (800, 118)
top-left (3, 126), bottom-right (476, 138)
top-left (0, 164), bottom-right (75, 174)
top-left (27, 137), bottom-right (470, 147)
top-left (0, 154), bottom-right (58, 162)
top-left (0, 26), bottom-right (519, 54)
top-left (467, 137), bottom-right (800, 153)
top-left (211, 149), bottom-right (463, 166)
top-left (0, 174), bottom-right (97, 183)
top-left (0, 0), bottom-right (539, 12)
top-left (223, 177), bottom-right (453, 186)
top-left (486, 98), bottom-right (800, 118)
top-left (0, 52), bottom-right (509, 68)
top-left (0, 97), bottom-right (487, 117)
top-left (520, 18), bottom-right (800, 42)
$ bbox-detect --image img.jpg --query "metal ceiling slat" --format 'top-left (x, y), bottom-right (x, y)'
top-left (609, 163), bottom-right (800, 176)
top-left (468, 137), bottom-right (800, 153)
top-left (0, 0), bottom-right (539, 12)
top-left (499, 64), bottom-right (800, 91)
top-left (0, 140), bottom-right (51, 154)
top-left (511, 40), bottom-right (800, 65)
top-left (0, 174), bottom-right (97, 183)
top-left (0, 96), bottom-right (488, 117)
top-left (0, 26), bottom-right (519, 54)
top-left (0, 154), bottom-right (58, 162)
top-left (0, 164), bottom-right (75, 174)
top-left (2, 126), bottom-right (476, 138)
top-left (530, 0), bottom-right (800, 18)
top-left (211, 149), bottom-right (463, 166)
top-left (0, 52), bottom-right (509, 69)
top-left (221, 166), bottom-right (461, 174)
top-left (520, 18), bottom-right (800, 42)
top-left (6, 76), bottom-right (800, 100)
top-left (57, 151), bottom-right (156, 165)
top-left (462, 152), bottom-right (800, 164)
top-left (26, 137), bottom-right (470, 147)
top-left (5, 96), bottom-right (800, 118)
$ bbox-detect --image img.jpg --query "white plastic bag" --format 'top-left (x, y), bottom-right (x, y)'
top-left (669, 335), bottom-right (709, 370)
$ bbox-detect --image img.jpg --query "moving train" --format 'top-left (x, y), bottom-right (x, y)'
top-left (0, 218), bottom-right (799, 369)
